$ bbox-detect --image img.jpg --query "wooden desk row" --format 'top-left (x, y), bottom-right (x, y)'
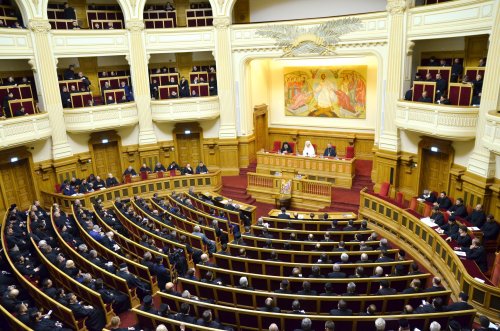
top-left (256, 151), bottom-right (355, 188)
top-left (40, 170), bottom-right (222, 213)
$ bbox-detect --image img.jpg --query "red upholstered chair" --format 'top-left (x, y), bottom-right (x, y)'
top-left (312, 144), bottom-right (317, 153)
top-left (288, 142), bottom-right (295, 153)
top-left (346, 146), bottom-right (355, 159)
top-left (157, 171), bottom-right (164, 178)
top-left (140, 171), bottom-right (148, 180)
top-left (124, 174), bottom-right (131, 184)
top-left (409, 197), bottom-right (418, 211)
top-left (396, 191), bottom-right (404, 205)
top-left (169, 169), bottom-right (176, 177)
top-left (379, 182), bottom-right (390, 197)
top-left (55, 184), bottom-right (61, 193)
top-left (272, 141), bottom-right (281, 152)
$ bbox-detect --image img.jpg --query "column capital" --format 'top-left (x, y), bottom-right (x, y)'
top-left (126, 19), bottom-right (145, 32)
top-left (212, 16), bottom-right (231, 29)
top-left (28, 19), bottom-right (51, 34)
top-left (386, 0), bottom-right (409, 15)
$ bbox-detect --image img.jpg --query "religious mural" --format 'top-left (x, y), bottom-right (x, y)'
top-left (284, 66), bottom-right (367, 118)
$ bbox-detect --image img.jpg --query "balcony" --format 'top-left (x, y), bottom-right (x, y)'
top-left (482, 111), bottom-right (500, 155)
top-left (145, 27), bottom-right (215, 53)
top-left (395, 100), bottom-right (478, 141)
top-left (63, 103), bottom-right (139, 133)
top-left (0, 113), bottom-right (52, 150)
top-left (151, 96), bottom-right (220, 122)
top-left (51, 29), bottom-right (129, 56)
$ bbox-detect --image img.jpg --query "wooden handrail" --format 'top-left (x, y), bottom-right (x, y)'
top-left (359, 189), bottom-right (500, 322)
top-left (40, 170), bottom-right (222, 213)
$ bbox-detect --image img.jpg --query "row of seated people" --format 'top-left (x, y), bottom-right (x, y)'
top-left (1, 75), bottom-right (37, 118)
top-left (404, 57), bottom-right (486, 105)
top-left (151, 65), bottom-right (216, 75)
top-left (59, 160), bottom-right (210, 194)
top-left (150, 74), bottom-right (218, 99)
top-left (121, 194), bottom-right (478, 330)
top-left (271, 140), bottom-right (354, 160)
top-left (48, 1), bottom-right (212, 30)
top-left (69, 195), bottom-right (484, 330)
top-left (2, 202), bottom-right (109, 330)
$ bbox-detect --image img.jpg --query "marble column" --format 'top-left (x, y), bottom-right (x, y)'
top-left (126, 19), bottom-right (158, 146)
top-left (466, 3), bottom-right (499, 179)
top-left (378, 0), bottom-right (409, 152)
top-left (213, 16), bottom-right (239, 174)
top-left (29, 19), bottom-right (72, 159)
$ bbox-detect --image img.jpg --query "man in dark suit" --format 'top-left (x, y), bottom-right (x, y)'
top-left (3, 91), bottom-right (15, 116)
top-left (430, 206), bottom-right (445, 227)
top-left (275, 279), bottom-right (292, 294)
top-left (174, 302), bottom-right (196, 324)
top-left (402, 278), bottom-right (422, 294)
top-left (418, 90), bottom-right (432, 103)
top-left (197, 309), bottom-right (223, 329)
top-left (330, 299), bottom-right (353, 316)
top-left (419, 189), bottom-right (436, 203)
top-left (444, 292), bottom-right (473, 311)
top-left (435, 73), bottom-right (448, 99)
top-left (327, 264), bottom-right (346, 278)
top-left (375, 251), bottom-right (395, 263)
top-left (376, 279), bottom-right (397, 295)
top-left (451, 58), bottom-right (463, 83)
top-left (323, 143), bottom-right (337, 157)
top-left (460, 238), bottom-right (488, 272)
top-left (293, 318), bottom-right (315, 331)
top-left (209, 76), bottom-right (218, 96)
top-left (116, 263), bottom-right (150, 299)
top-left (434, 191), bottom-right (452, 210)
top-left (424, 277), bottom-right (446, 292)
top-left (63, 2), bottom-right (76, 20)
top-left (404, 87), bottom-right (413, 101)
top-left (476, 316), bottom-right (497, 331)
top-left (481, 214), bottom-right (500, 241)
top-left (441, 218), bottom-right (459, 238)
top-left (466, 204), bottom-right (487, 228)
top-left (257, 297), bottom-right (280, 313)
top-left (179, 76), bottom-right (189, 97)
top-left (415, 297), bottom-right (443, 314)
top-left (106, 173), bottom-right (119, 187)
top-left (277, 207), bottom-right (290, 219)
top-left (67, 292), bottom-right (106, 331)
top-left (64, 65), bottom-right (76, 80)
top-left (297, 281), bottom-right (317, 295)
top-left (447, 198), bottom-right (468, 220)
top-left (447, 225), bottom-right (471, 248)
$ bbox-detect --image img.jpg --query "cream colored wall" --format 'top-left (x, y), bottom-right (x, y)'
top-left (400, 131), bottom-right (420, 155)
top-left (452, 140), bottom-right (477, 167)
top-left (249, 59), bottom-right (270, 110)
top-left (266, 56), bottom-right (378, 133)
top-left (248, 0), bottom-right (386, 23)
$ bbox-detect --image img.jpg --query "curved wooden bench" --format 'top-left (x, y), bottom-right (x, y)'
top-left (28, 209), bottom-right (113, 323)
top-left (211, 253), bottom-right (414, 277)
top-left (226, 242), bottom-right (399, 264)
top-left (74, 205), bottom-right (157, 294)
top-left (177, 276), bottom-right (451, 314)
top-left (51, 208), bottom-right (137, 308)
top-left (156, 292), bottom-right (475, 331)
top-left (251, 225), bottom-right (373, 241)
top-left (1, 211), bottom-right (83, 330)
top-left (260, 216), bottom-right (361, 231)
top-left (196, 264), bottom-right (430, 294)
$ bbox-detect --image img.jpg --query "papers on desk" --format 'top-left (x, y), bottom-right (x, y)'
top-left (298, 214), bottom-right (304, 219)
top-left (454, 251), bottom-right (466, 257)
top-left (342, 214), bottom-right (351, 218)
top-left (417, 198), bottom-right (425, 202)
top-left (419, 217), bottom-right (436, 227)
top-left (434, 227), bottom-right (444, 234)
top-left (221, 200), bottom-right (228, 204)
top-left (467, 226), bottom-right (480, 231)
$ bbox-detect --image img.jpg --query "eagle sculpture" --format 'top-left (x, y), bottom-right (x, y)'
top-left (256, 17), bottom-right (362, 57)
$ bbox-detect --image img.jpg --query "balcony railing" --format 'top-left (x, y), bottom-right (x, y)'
top-left (395, 100), bottom-right (479, 140)
top-left (151, 96), bottom-right (220, 122)
top-left (0, 113), bottom-right (52, 150)
top-left (63, 102), bottom-right (139, 133)
top-left (482, 110), bottom-right (500, 155)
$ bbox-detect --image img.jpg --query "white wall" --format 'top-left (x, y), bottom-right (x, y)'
top-left (496, 155), bottom-right (500, 179)
top-left (400, 131), bottom-right (420, 154)
top-left (249, 0), bottom-right (386, 23)
top-left (452, 140), bottom-right (476, 167)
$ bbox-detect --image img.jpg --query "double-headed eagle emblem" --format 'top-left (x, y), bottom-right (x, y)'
top-left (256, 17), bottom-right (362, 57)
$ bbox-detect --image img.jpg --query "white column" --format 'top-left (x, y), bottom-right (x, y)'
top-left (378, 0), bottom-right (409, 152)
top-left (466, 3), bottom-right (500, 179)
top-left (213, 16), bottom-right (237, 139)
top-left (126, 19), bottom-right (158, 146)
top-left (29, 19), bottom-right (72, 159)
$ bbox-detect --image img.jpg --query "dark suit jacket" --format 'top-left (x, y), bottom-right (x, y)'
top-left (277, 213), bottom-right (291, 219)
top-left (376, 287), bottom-right (397, 295)
top-left (257, 306), bottom-right (281, 313)
top-left (437, 197), bottom-right (452, 210)
top-left (327, 271), bottom-right (346, 278)
top-left (445, 301), bottom-right (472, 311)
top-left (330, 308), bottom-right (353, 316)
